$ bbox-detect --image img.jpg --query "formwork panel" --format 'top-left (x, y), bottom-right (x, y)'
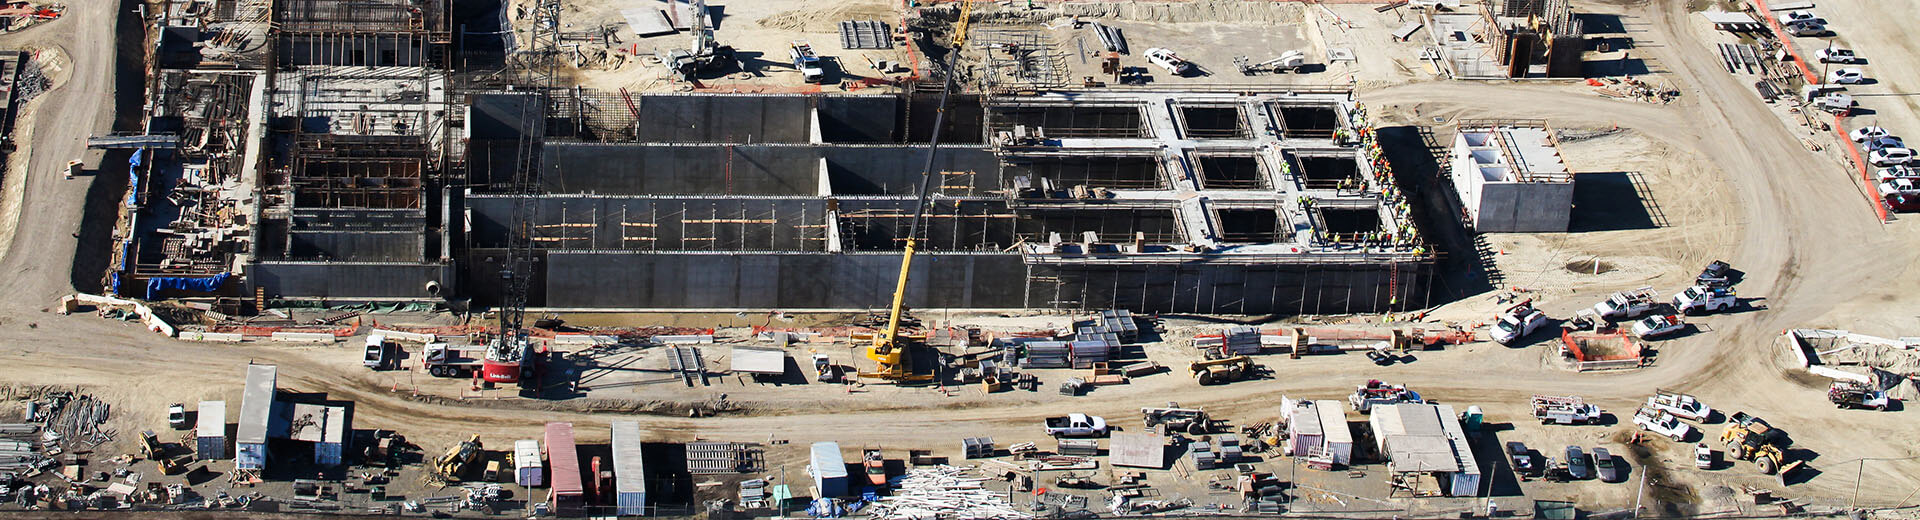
top-left (1018, 209), bottom-right (1182, 244)
top-left (817, 96), bottom-right (900, 143)
top-left (542, 144), bottom-right (820, 196)
top-left (633, 94), bottom-right (813, 143)
top-left (824, 146), bottom-right (1001, 195)
top-left (1004, 155), bottom-right (1165, 190)
top-left (988, 105), bottom-right (1149, 138)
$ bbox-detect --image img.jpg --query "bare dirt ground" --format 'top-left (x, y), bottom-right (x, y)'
top-left (1, 0), bottom-right (1919, 515)
top-left (535, 0), bottom-right (915, 93)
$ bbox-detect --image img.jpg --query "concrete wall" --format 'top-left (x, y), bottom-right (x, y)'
top-left (817, 96), bottom-right (899, 143)
top-left (466, 196), bottom-right (829, 251)
top-left (280, 34), bottom-right (426, 67)
top-left (287, 231), bottom-right (424, 261)
top-left (633, 94), bottom-right (812, 143)
top-left (542, 143), bottom-right (819, 196)
top-left (252, 261), bottom-right (452, 300)
top-left (824, 146), bottom-right (1000, 195)
top-left (1026, 260), bottom-right (1432, 314)
top-left (1469, 181), bottom-right (1574, 233)
top-left (538, 252), bottom-right (1028, 308)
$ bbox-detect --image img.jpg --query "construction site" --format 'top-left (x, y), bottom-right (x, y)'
top-left (0, 0), bottom-right (1918, 517)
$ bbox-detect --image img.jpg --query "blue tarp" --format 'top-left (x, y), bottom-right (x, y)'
top-left (145, 272), bottom-right (231, 300)
top-left (125, 149), bottom-right (143, 208)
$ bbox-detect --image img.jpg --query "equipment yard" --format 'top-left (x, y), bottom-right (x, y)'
top-left (0, 0), bottom-right (1916, 517)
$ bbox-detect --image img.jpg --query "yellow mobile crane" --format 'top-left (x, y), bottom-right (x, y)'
top-left (862, 16), bottom-right (971, 383)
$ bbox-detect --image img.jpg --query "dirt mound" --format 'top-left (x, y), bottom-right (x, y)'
top-left (975, 0), bottom-right (1304, 24)
top-left (757, 1), bottom-right (897, 33)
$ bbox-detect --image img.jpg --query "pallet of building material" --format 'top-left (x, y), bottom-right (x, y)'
top-left (1068, 340), bottom-right (1113, 368)
top-left (1057, 439), bottom-right (1099, 457)
top-left (1098, 310), bottom-right (1140, 342)
top-left (1087, 374), bottom-right (1128, 386)
top-left (1023, 341), bottom-right (1071, 369)
top-left (1118, 361), bottom-right (1164, 377)
top-left (1059, 378), bottom-right (1085, 396)
top-left (1030, 456), bottom-right (1097, 471)
top-left (962, 437), bottom-right (996, 459)
top-left (838, 20), bottom-right (893, 50)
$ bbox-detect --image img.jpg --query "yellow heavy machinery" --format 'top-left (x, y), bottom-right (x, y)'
top-left (1189, 356), bottom-right (1258, 385)
top-left (861, 20), bottom-right (971, 383)
top-left (1720, 412), bottom-right (1799, 475)
top-left (433, 435), bottom-right (484, 482)
top-left (138, 430), bottom-right (183, 475)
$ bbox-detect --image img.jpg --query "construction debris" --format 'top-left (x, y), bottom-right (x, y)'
top-left (866, 465), bottom-right (1031, 520)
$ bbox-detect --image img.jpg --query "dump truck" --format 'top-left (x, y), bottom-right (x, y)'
top-left (1043, 413), bottom-right (1109, 437)
top-left (1827, 381), bottom-right (1889, 410)
top-left (423, 343), bottom-right (490, 378)
top-left (1646, 390), bottom-right (1712, 422)
top-left (1531, 395), bottom-right (1602, 425)
top-left (1721, 412), bottom-right (1796, 475)
top-left (1189, 356), bottom-right (1257, 385)
top-left (1141, 405), bottom-right (1225, 435)
top-left (434, 435), bottom-right (484, 481)
top-left (1672, 285), bottom-right (1736, 315)
top-left (1593, 287), bottom-right (1662, 321)
top-left (1349, 380), bottom-right (1421, 413)
top-left (1489, 300), bottom-right (1549, 345)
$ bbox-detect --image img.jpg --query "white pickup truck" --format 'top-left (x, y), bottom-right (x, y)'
top-left (1044, 413), bottom-right (1110, 437)
top-left (1489, 300), bottom-right (1549, 345)
top-left (1631, 314), bottom-right (1686, 339)
top-left (1633, 407), bottom-right (1693, 442)
top-left (1592, 287), bottom-right (1661, 321)
top-left (1531, 395), bottom-right (1603, 425)
top-left (1672, 285), bottom-right (1736, 315)
top-left (1647, 390), bottom-right (1712, 422)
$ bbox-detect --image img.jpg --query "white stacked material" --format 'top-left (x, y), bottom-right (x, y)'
top-left (867, 466), bottom-right (1032, 520)
top-left (1024, 342), bottom-right (1071, 368)
top-left (1223, 326), bottom-right (1262, 355)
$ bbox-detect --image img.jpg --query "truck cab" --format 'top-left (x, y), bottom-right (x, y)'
top-left (1672, 284), bottom-right (1736, 315)
top-left (1044, 413), bottom-right (1109, 437)
top-left (364, 335), bottom-right (393, 370)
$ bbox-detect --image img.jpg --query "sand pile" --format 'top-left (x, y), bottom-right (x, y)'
top-left (757, 1), bottom-right (898, 33)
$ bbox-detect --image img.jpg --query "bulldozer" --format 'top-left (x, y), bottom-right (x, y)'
top-left (1720, 412), bottom-right (1798, 475)
top-left (433, 435), bottom-right (484, 482)
top-left (1189, 356), bottom-right (1258, 385)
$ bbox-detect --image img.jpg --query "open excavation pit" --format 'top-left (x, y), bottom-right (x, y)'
top-left (441, 90), bottom-right (1436, 314)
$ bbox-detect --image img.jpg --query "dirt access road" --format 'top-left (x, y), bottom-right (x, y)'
top-left (0, 0), bottom-right (1915, 512)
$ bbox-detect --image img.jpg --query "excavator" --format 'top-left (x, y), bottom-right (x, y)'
top-left (860, 4), bottom-right (972, 384)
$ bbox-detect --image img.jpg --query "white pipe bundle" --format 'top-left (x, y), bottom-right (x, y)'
top-left (867, 465), bottom-right (1033, 520)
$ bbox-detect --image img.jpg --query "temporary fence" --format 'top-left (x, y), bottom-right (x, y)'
top-left (1559, 329), bottom-right (1644, 371)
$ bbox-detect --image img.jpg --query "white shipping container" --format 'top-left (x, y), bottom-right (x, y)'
top-left (514, 439), bottom-right (544, 487)
top-left (1314, 400), bottom-right (1354, 465)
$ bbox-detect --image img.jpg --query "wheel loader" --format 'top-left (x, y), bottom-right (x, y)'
top-left (1189, 356), bottom-right (1258, 385)
top-left (433, 435), bottom-right (484, 482)
top-left (1720, 412), bottom-right (1798, 475)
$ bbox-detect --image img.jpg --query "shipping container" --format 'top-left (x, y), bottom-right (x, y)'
top-left (196, 401), bottom-right (226, 460)
top-left (514, 439), bottom-right (544, 487)
top-left (1313, 400), bottom-right (1354, 465)
top-left (611, 421), bottom-right (647, 516)
top-left (545, 423), bottom-right (585, 516)
top-left (808, 442), bottom-right (849, 498)
top-left (235, 365), bottom-right (277, 471)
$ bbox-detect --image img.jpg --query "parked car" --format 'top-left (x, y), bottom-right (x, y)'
top-left (1564, 446), bottom-right (1592, 480)
top-left (1867, 136), bottom-right (1907, 152)
top-left (1696, 260), bottom-right (1737, 287)
top-left (1695, 443), bottom-right (1715, 469)
top-left (1851, 126), bottom-right (1890, 143)
top-left (1506, 441), bottom-right (1537, 476)
top-left (1785, 20), bottom-right (1829, 37)
top-left (1828, 67), bottom-right (1866, 85)
top-left (1816, 47), bottom-right (1862, 64)
top-left (1592, 447), bottom-right (1624, 483)
top-left (1777, 10), bottom-right (1816, 24)
top-left (1871, 147), bottom-right (1916, 167)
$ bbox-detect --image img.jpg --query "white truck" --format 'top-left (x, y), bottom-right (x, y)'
top-left (1531, 395), bottom-right (1603, 425)
top-left (1647, 390), bottom-right (1712, 422)
top-left (789, 41), bottom-right (825, 83)
top-left (1489, 300), bottom-right (1550, 345)
top-left (1349, 380), bottom-right (1422, 413)
top-left (1592, 287), bottom-right (1662, 321)
top-left (1145, 47), bottom-right (1193, 75)
top-left (1671, 285), bottom-right (1736, 315)
top-left (1632, 406), bottom-right (1693, 442)
top-left (364, 335), bottom-right (394, 370)
top-left (1631, 314), bottom-right (1686, 339)
top-left (1233, 50), bottom-right (1308, 75)
top-left (1828, 381), bottom-right (1890, 411)
top-left (1043, 413), bottom-right (1110, 437)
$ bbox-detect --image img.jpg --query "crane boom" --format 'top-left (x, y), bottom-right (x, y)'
top-left (865, 56), bottom-right (959, 381)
